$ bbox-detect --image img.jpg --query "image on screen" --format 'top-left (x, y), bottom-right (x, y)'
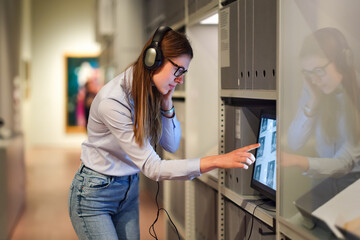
top-left (251, 113), bottom-right (277, 201)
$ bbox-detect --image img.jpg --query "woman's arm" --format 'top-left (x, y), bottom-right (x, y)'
top-left (159, 114), bottom-right (181, 153)
top-left (159, 87), bottom-right (181, 152)
top-left (281, 152), bottom-right (309, 171)
top-left (281, 140), bottom-right (360, 178)
top-left (200, 143), bottom-right (260, 174)
top-left (98, 96), bottom-right (260, 180)
top-left (287, 88), bottom-right (318, 150)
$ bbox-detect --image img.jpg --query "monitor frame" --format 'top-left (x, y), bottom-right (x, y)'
top-left (250, 112), bottom-right (277, 202)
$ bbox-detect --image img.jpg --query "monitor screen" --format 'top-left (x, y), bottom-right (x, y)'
top-left (251, 113), bottom-right (277, 202)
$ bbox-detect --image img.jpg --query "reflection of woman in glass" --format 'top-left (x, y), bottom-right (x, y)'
top-left (284, 27), bottom-right (360, 180)
top-left (84, 71), bottom-right (101, 128)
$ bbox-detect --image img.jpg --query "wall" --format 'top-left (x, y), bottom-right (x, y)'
top-left (185, 24), bottom-right (219, 159)
top-left (113, 0), bottom-right (145, 74)
top-left (0, 0), bottom-right (22, 137)
top-left (27, 0), bottom-right (100, 148)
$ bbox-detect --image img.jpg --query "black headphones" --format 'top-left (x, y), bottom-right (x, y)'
top-left (322, 27), bottom-right (353, 71)
top-left (333, 29), bottom-right (353, 71)
top-left (143, 26), bottom-right (172, 70)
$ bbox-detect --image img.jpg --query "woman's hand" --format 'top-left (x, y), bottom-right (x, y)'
top-left (280, 152), bottom-right (309, 171)
top-left (200, 143), bottom-right (260, 173)
top-left (161, 88), bottom-right (175, 113)
top-left (304, 77), bottom-right (323, 110)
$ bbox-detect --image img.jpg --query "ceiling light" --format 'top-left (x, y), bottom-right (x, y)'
top-left (200, 13), bottom-right (218, 25)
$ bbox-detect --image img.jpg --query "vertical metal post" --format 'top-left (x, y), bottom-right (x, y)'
top-left (218, 100), bottom-right (226, 240)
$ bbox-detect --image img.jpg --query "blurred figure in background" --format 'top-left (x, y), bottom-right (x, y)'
top-left (84, 70), bottom-right (101, 127)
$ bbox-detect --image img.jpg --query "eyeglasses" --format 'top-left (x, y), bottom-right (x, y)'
top-left (168, 59), bottom-right (188, 78)
top-left (301, 61), bottom-right (331, 80)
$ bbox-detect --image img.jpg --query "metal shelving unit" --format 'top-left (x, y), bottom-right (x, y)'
top-left (99, 0), bottom-right (360, 240)
top-left (160, 0), bottom-right (279, 239)
top-left (220, 89), bottom-right (277, 101)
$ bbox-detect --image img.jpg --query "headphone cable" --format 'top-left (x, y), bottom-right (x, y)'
top-left (149, 181), bottom-right (181, 240)
top-left (247, 200), bottom-right (275, 240)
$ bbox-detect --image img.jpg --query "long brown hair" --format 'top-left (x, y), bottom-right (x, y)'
top-left (130, 29), bottom-right (193, 147)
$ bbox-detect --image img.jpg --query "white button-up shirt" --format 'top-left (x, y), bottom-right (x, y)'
top-left (81, 67), bottom-right (201, 181)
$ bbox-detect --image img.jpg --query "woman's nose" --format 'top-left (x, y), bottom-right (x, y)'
top-left (175, 76), bottom-right (184, 84)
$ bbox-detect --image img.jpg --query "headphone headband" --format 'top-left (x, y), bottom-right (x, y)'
top-left (152, 26), bottom-right (171, 43)
top-left (143, 26), bottom-right (172, 70)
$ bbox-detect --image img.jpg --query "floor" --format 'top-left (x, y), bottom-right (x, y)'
top-left (10, 147), bottom-right (165, 240)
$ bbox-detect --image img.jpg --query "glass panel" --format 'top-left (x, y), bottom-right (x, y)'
top-left (279, 1), bottom-right (360, 239)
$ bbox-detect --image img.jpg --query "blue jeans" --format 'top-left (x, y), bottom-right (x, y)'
top-left (68, 164), bottom-right (140, 240)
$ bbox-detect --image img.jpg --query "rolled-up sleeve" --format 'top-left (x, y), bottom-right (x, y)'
top-left (287, 90), bottom-right (318, 151)
top-left (159, 114), bottom-right (181, 153)
top-left (304, 142), bottom-right (360, 178)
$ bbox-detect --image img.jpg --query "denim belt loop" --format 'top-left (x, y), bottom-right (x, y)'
top-left (79, 162), bottom-right (86, 174)
top-left (132, 172), bottom-right (139, 180)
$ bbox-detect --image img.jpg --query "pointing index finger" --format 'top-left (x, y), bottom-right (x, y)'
top-left (240, 143), bottom-right (261, 152)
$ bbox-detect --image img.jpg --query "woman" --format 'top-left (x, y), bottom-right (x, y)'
top-left (285, 27), bottom-right (360, 179)
top-left (68, 26), bottom-right (259, 239)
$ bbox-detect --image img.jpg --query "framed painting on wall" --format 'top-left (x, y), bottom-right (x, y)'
top-left (65, 54), bottom-right (102, 133)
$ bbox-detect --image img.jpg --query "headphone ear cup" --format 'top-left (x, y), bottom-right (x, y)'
top-left (144, 46), bottom-right (163, 70)
top-left (144, 46), bottom-right (156, 70)
top-left (336, 48), bottom-right (353, 73)
top-left (143, 26), bottom-right (171, 70)
top-left (343, 48), bottom-right (353, 68)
